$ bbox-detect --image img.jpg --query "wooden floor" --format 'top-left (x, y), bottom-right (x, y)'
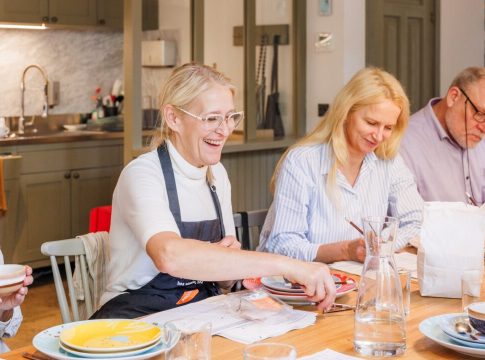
top-left (4, 271), bottom-right (61, 350)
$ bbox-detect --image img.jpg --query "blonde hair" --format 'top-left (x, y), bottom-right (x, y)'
top-left (270, 67), bottom-right (410, 197)
top-left (450, 66), bottom-right (485, 91)
top-left (150, 62), bottom-right (236, 149)
top-left (150, 63), bottom-right (236, 184)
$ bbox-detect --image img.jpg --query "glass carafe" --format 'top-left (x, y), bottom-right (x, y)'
top-left (354, 216), bottom-right (406, 357)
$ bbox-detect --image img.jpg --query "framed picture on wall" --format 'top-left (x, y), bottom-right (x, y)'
top-left (319, 0), bottom-right (332, 16)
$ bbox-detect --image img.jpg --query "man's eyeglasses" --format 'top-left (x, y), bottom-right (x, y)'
top-left (459, 88), bottom-right (485, 123)
top-left (175, 106), bottom-right (244, 131)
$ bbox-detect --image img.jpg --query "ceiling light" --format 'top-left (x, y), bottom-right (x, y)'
top-left (0, 23), bottom-right (47, 30)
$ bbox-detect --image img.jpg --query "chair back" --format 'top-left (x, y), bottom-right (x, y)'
top-left (240, 209), bottom-right (268, 250)
top-left (41, 232), bottom-right (109, 323)
top-left (41, 238), bottom-right (91, 323)
top-left (233, 212), bottom-right (244, 242)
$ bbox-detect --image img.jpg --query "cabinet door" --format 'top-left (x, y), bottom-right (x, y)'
top-left (15, 171), bottom-right (71, 266)
top-left (0, 0), bottom-right (48, 23)
top-left (70, 166), bottom-right (121, 236)
top-left (96, 0), bottom-right (123, 28)
top-left (0, 178), bottom-right (20, 264)
top-left (49, 0), bottom-right (96, 26)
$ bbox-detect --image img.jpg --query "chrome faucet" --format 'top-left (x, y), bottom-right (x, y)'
top-left (19, 64), bottom-right (49, 134)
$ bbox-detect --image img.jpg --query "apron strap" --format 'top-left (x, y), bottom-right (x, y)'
top-left (209, 183), bottom-right (226, 239)
top-left (157, 145), bottom-right (182, 223)
top-left (157, 144), bottom-right (225, 236)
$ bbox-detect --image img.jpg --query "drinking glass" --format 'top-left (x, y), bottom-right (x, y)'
top-left (243, 343), bottom-right (297, 360)
top-left (165, 319), bottom-right (211, 360)
top-left (462, 270), bottom-right (482, 311)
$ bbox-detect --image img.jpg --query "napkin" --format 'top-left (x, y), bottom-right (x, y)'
top-left (417, 202), bottom-right (485, 298)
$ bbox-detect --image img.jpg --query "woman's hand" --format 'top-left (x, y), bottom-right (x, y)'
top-left (344, 238), bottom-right (366, 263)
top-left (284, 261), bottom-right (336, 312)
top-left (215, 235), bottom-right (241, 250)
top-left (0, 265), bottom-right (33, 311)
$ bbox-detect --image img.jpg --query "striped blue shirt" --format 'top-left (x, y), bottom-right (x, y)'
top-left (259, 143), bottom-right (424, 262)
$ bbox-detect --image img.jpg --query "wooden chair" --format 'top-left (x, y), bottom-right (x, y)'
top-left (41, 238), bottom-right (91, 323)
top-left (240, 209), bottom-right (268, 250)
top-left (233, 212), bottom-right (244, 242)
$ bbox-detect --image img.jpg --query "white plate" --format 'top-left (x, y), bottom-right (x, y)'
top-left (262, 274), bottom-right (356, 299)
top-left (439, 313), bottom-right (485, 345)
top-left (33, 322), bottom-right (179, 360)
top-left (261, 276), bottom-right (305, 293)
top-left (63, 124), bottom-right (87, 131)
top-left (419, 313), bottom-right (485, 358)
top-left (59, 338), bottom-right (162, 358)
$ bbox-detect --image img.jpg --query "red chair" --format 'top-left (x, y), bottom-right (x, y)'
top-left (89, 205), bottom-right (112, 232)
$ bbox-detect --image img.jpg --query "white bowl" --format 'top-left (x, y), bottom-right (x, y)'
top-left (0, 264), bottom-right (25, 295)
top-left (63, 124), bottom-right (87, 132)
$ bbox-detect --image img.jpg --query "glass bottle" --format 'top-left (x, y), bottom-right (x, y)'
top-left (354, 216), bottom-right (406, 357)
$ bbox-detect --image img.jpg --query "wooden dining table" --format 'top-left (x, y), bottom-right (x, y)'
top-left (2, 277), bottom-right (479, 360)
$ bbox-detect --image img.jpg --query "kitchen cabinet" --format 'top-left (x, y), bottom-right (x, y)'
top-left (0, 156), bottom-right (21, 265)
top-left (0, 0), bottom-right (96, 26)
top-left (2, 140), bottom-right (122, 268)
top-left (97, 0), bottom-right (158, 30)
top-left (0, 0), bottom-right (158, 30)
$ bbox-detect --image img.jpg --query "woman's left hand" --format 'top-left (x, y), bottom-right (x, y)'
top-left (0, 265), bottom-right (33, 311)
top-left (344, 238), bottom-right (366, 263)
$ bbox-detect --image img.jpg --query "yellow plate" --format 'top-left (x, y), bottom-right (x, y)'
top-left (59, 319), bottom-right (162, 353)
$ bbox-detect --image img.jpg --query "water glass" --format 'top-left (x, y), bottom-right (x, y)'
top-left (462, 270), bottom-right (482, 311)
top-left (398, 268), bottom-right (411, 317)
top-left (243, 343), bottom-right (297, 360)
top-left (165, 319), bottom-right (212, 360)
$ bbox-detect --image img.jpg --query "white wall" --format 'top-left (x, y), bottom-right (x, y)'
top-left (439, 0), bottom-right (484, 95)
top-left (306, 0), bottom-right (365, 133)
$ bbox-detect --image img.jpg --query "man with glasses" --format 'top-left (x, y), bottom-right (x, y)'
top-left (401, 67), bottom-right (485, 205)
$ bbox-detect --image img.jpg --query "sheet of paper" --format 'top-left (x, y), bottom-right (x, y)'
top-left (299, 349), bottom-right (362, 360)
top-left (330, 252), bottom-right (417, 279)
top-left (142, 295), bottom-right (316, 344)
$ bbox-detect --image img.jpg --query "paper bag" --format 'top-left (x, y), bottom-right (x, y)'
top-left (418, 202), bottom-right (485, 298)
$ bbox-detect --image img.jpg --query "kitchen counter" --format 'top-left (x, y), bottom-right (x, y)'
top-left (1, 129), bottom-right (296, 155)
top-left (0, 130), bottom-right (124, 146)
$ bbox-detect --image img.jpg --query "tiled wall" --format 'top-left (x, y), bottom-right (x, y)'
top-left (0, 29), bottom-right (123, 117)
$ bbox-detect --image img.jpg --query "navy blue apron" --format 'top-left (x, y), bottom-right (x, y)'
top-left (91, 145), bottom-right (224, 319)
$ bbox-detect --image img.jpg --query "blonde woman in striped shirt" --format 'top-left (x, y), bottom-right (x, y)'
top-left (259, 67), bottom-right (423, 264)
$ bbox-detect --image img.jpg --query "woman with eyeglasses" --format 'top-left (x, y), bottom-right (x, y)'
top-left (259, 67), bottom-right (423, 264)
top-left (91, 63), bottom-right (336, 319)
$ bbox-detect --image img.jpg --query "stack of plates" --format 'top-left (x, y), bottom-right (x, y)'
top-left (33, 319), bottom-right (180, 360)
top-left (259, 274), bottom-right (357, 305)
top-left (420, 313), bottom-right (485, 358)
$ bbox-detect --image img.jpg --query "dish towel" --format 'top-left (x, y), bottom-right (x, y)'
top-left (73, 231), bottom-right (110, 318)
top-left (0, 158), bottom-right (7, 216)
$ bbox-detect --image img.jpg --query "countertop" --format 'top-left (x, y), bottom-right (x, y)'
top-left (1, 130), bottom-right (296, 154)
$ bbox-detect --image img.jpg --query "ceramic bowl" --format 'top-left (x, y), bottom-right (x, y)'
top-left (467, 302), bottom-right (485, 333)
top-left (0, 264), bottom-right (25, 295)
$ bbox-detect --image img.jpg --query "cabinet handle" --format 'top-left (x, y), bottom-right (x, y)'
top-left (72, 172), bottom-right (80, 179)
top-left (51, 16), bottom-right (58, 23)
top-left (42, 16), bottom-right (49, 22)
top-left (64, 172), bottom-right (71, 179)
top-left (98, 19), bottom-right (106, 25)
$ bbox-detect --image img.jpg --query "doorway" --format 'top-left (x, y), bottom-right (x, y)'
top-left (366, 0), bottom-right (438, 113)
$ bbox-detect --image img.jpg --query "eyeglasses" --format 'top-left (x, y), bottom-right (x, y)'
top-left (175, 106), bottom-right (244, 131)
top-left (459, 88), bottom-right (485, 123)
